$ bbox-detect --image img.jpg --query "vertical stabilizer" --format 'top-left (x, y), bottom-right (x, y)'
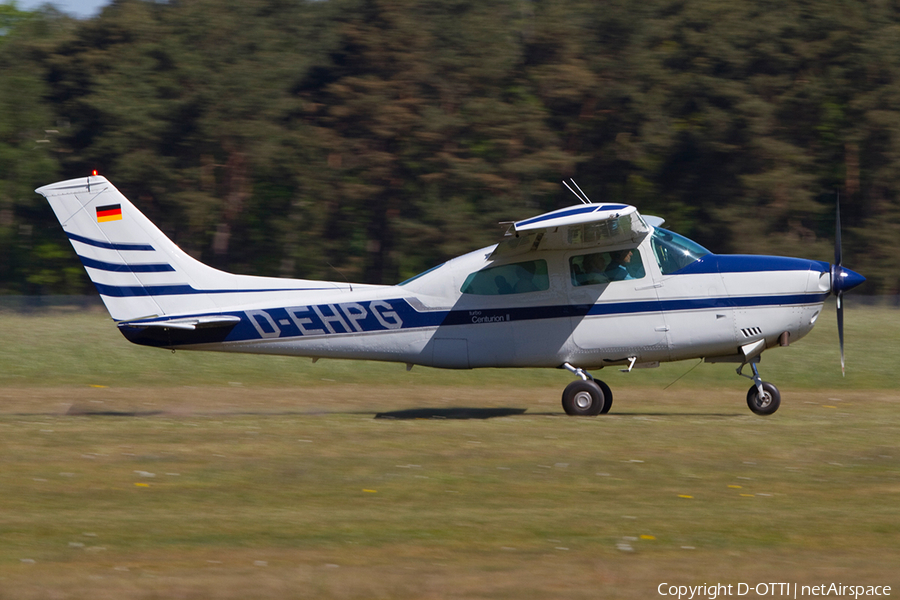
top-left (36, 175), bottom-right (345, 321)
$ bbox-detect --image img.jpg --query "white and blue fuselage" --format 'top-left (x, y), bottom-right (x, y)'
top-left (115, 222), bottom-right (831, 370)
top-left (36, 176), bottom-right (864, 415)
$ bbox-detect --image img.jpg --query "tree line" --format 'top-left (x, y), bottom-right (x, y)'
top-left (1, 0), bottom-right (898, 295)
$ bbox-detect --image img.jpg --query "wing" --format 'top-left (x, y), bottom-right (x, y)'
top-left (491, 203), bottom-right (657, 259)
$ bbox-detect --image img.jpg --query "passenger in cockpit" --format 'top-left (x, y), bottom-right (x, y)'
top-left (514, 262), bottom-right (539, 293)
top-left (577, 252), bottom-right (608, 286)
top-left (495, 275), bottom-right (513, 295)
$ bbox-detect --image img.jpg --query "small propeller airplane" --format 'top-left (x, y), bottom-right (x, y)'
top-left (37, 175), bottom-right (865, 416)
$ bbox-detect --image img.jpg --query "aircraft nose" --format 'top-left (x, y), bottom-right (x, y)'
top-left (833, 266), bottom-right (866, 294)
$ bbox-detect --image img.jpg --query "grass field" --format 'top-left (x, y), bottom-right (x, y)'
top-left (1, 304), bottom-right (898, 599)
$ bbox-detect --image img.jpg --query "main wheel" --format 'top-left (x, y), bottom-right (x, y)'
top-left (594, 379), bottom-right (613, 414)
top-left (562, 380), bottom-right (605, 416)
top-left (746, 382), bottom-right (781, 416)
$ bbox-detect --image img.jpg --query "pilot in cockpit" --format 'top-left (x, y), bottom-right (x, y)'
top-left (605, 249), bottom-right (636, 281)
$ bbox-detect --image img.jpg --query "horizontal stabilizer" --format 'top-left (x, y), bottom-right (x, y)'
top-left (119, 315), bottom-right (242, 331)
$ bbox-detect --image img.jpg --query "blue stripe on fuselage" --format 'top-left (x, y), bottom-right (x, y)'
top-left (125, 292), bottom-right (829, 347)
top-left (94, 282), bottom-right (339, 297)
top-left (671, 254), bottom-right (830, 276)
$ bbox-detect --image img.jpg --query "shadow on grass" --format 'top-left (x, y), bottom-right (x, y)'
top-left (606, 412), bottom-right (747, 417)
top-left (375, 407), bottom-right (528, 420)
top-left (66, 405), bottom-right (165, 417)
top-left (515, 411), bottom-right (747, 418)
top-left (40, 406), bottom-right (744, 419)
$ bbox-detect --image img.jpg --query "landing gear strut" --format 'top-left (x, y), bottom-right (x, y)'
top-left (738, 360), bottom-right (781, 416)
top-left (561, 363), bottom-right (613, 416)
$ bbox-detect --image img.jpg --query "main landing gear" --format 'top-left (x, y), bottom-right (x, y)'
top-left (561, 363), bottom-right (613, 416)
top-left (560, 359), bottom-right (783, 417)
top-left (738, 359), bottom-right (781, 416)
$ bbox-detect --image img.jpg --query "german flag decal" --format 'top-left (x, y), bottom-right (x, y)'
top-left (96, 204), bottom-right (122, 223)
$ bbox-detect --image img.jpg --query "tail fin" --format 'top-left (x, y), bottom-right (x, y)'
top-left (36, 175), bottom-right (345, 322)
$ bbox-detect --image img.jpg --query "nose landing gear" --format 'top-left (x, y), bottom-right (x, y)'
top-left (738, 360), bottom-right (781, 416)
top-left (561, 363), bottom-right (613, 416)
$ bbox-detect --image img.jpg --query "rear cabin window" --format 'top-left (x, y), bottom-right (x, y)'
top-left (570, 249), bottom-right (645, 286)
top-left (460, 260), bottom-right (549, 295)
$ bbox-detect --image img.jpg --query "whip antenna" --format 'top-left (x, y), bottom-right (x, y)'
top-left (570, 179), bottom-right (592, 204)
top-left (663, 359), bottom-right (703, 390)
top-left (327, 262), bottom-right (352, 292)
top-left (563, 179), bottom-right (592, 204)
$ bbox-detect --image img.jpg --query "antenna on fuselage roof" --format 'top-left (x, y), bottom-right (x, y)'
top-left (563, 179), bottom-right (592, 204)
top-left (327, 262), bottom-right (353, 292)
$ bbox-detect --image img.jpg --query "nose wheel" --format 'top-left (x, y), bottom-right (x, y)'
top-left (738, 360), bottom-right (781, 416)
top-left (561, 363), bottom-right (613, 416)
top-left (746, 381), bottom-right (781, 416)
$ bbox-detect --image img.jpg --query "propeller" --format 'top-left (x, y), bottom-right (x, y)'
top-left (829, 194), bottom-right (866, 376)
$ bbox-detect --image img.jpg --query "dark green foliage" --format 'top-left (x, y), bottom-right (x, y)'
top-left (1, 0), bottom-right (899, 293)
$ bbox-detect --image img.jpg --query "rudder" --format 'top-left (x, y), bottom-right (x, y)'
top-left (36, 175), bottom-right (342, 322)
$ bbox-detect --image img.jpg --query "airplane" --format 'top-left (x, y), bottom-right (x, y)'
top-left (36, 174), bottom-right (865, 416)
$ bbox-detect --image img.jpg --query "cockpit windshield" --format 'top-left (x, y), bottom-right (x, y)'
top-left (651, 228), bottom-right (711, 275)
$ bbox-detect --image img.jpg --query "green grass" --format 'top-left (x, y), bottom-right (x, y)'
top-left (0, 304), bottom-right (898, 598)
top-left (1, 389), bottom-right (899, 599)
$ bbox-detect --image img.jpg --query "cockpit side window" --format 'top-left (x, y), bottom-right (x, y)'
top-left (651, 228), bottom-right (711, 275)
top-left (570, 249), bottom-right (645, 286)
top-left (461, 259), bottom-right (549, 295)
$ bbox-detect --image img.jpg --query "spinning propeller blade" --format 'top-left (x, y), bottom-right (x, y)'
top-left (835, 194), bottom-right (845, 376)
top-left (830, 194), bottom-right (865, 376)
top-left (837, 290), bottom-right (845, 376)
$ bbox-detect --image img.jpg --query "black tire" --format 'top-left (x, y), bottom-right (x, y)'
top-left (746, 382), bottom-right (781, 416)
top-left (594, 379), bottom-right (613, 414)
top-left (562, 380), bottom-right (605, 416)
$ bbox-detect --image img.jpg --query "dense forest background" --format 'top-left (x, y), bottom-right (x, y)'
top-left (1, 0), bottom-right (899, 295)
